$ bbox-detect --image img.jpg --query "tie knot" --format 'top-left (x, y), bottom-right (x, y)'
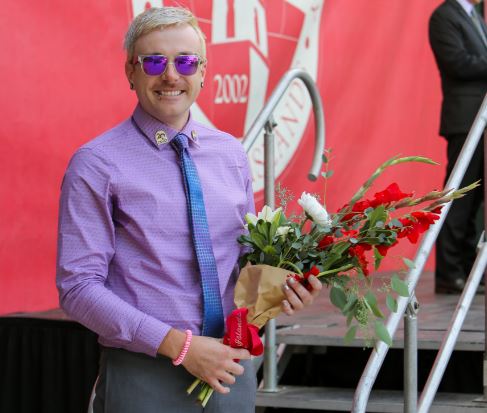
top-left (172, 133), bottom-right (189, 151)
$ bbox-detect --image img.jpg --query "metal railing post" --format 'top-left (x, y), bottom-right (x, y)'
top-left (483, 128), bottom-right (487, 401)
top-left (417, 242), bottom-right (487, 413)
top-left (262, 118), bottom-right (279, 392)
top-left (242, 68), bottom-right (325, 393)
top-left (404, 295), bottom-right (419, 413)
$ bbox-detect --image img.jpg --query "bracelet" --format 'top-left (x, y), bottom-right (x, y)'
top-left (172, 330), bottom-right (192, 366)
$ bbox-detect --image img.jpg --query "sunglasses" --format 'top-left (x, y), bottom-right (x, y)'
top-left (133, 54), bottom-right (205, 76)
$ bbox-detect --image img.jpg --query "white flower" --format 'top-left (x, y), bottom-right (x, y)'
top-left (276, 226), bottom-right (291, 237)
top-left (298, 192), bottom-right (331, 226)
top-left (245, 205), bottom-right (282, 226)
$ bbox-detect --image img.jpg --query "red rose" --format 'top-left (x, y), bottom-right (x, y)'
top-left (318, 235), bottom-right (334, 250)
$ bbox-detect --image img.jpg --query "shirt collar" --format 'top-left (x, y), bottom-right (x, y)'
top-left (456, 0), bottom-right (475, 16)
top-left (131, 104), bottom-right (200, 149)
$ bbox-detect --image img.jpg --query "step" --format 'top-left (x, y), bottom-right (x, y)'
top-left (274, 324), bottom-right (485, 351)
top-left (256, 386), bottom-right (486, 412)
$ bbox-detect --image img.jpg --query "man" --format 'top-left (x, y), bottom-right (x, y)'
top-left (56, 6), bottom-right (322, 412)
top-left (429, 0), bottom-right (487, 294)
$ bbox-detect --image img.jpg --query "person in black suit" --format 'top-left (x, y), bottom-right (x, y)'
top-left (429, 0), bottom-right (487, 293)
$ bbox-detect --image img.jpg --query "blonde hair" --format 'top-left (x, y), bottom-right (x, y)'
top-left (123, 7), bottom-right (206, 60)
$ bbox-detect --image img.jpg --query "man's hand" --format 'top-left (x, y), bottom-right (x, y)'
top-left (281, 274), bottom-right (322, 315)
top-left (158, 329), bottom-right (250, 394)
top-left (182, 335), bottom-right (251, 394)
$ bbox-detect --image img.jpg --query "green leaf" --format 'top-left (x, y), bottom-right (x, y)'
top-left (346, 311), bottom-right (354, 326)
top-left (263, 245), bottom-right (276, 255)
top-left (375, 321), bottom-right (392, 346)
top-left (366, 205), bottom-right (387, 229)
top-left (294, 227), bottom-right (301, 238)
top-left (342, 294), bottom-right (358, 313)
top-left (389, 218), bottom-right (403, 228)
top-left (344, 325), bottom-right (357, 345)
top-left (322, 153), bottom-right (328, 163)
top-left (386, 295), bottom-right (398, 313)
top-left (256, 221), bottom-right (269, 239)
top-left (365, 293), bottom-right (384, 318)
top-left (403, 257), bottom-right (416, 269)
top-left (321, 170), bottom-right (334, 178)
top-left (374, 247), bottom-right (383, 270)
top-left (269, 212), bottom-right (281, 240)
top-left (330, 286), bottom-right (347, 310)
top-left (252, 233), bottom-right (267, 251)
top-left (391, 274), bottom-right (409, 297)
top-left (364, 291), bottom-right (377, 306)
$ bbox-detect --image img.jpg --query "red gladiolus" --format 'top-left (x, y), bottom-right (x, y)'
top-left (431, 206), bottom-right (443, 215)
top-left (370, 183), bottom-right (412, 207)
top-left (340, 200), bottom-right (372, 222)
top-left (396, 211), bottom-right (440, 244)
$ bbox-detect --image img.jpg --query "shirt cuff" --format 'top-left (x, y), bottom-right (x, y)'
top-left (130, 314), bottom-right (172, 357)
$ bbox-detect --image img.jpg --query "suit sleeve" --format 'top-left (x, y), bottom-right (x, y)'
top-left (429, 10), bottom-right (487, 80)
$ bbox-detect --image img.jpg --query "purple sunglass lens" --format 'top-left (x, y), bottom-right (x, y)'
top-left (142, 56), bottom-right (167, 76)
top-left (174, 55), bottom-right (200, 76)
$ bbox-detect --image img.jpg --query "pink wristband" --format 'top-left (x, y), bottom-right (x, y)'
top-left (172, 330), bottom-right (192, 366)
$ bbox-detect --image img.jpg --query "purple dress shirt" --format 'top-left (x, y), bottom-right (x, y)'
top-left (56, 104), bottom-right (255, 357)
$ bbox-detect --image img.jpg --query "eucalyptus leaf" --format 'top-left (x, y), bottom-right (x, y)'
top-left (389, 218), bottom-right (403, 228)
top-left (330, 286), bottom-right (347, 310)
top-left (342, 294), bottom-right (358, 313)
top-left (365, 293), bottom-right (384, 318)
top-left (373, 248), bottom-right (383, 270)
top-left (403, 257), bottom-right (416, 269)
top-left (364, 291), bottom-right (377, 306)
top-left (386, 295), bottom-right (398, 313)
top-left (344, 325), bottom-right (357, 345)
top-left (375, 321), bottom-right (392, 346)
top-left (391, 274), bottom-right (409, 297)
top-left (346, 311), bottom-right (354, 327)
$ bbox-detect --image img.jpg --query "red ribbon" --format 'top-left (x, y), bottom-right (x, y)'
top-left (223, 308), bottom-right (263, 356)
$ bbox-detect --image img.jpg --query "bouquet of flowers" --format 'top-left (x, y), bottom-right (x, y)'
top-left (188, 155), bottom-right (477, 406)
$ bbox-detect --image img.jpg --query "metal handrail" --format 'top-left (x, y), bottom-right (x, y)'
top-left (242, 68), bottom-right (325, 392)
top-left (352, 93), bottom-right (487, 413)
top-left (242, 68), bottom-right (325, 181)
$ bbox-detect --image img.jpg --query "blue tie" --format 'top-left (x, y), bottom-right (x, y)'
top-left (172, 133), bottom-right (224, 338)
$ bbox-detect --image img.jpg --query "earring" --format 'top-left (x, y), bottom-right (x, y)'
top-left (130, 82), bottom-right (134, 90)
top-left (200, 81), bottom-right (204, 89)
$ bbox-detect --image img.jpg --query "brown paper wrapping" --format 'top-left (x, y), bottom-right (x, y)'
top-left (234, 264), bottom-right (292, 329)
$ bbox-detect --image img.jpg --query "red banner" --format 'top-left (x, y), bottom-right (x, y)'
top-left (0, 0), bottom-right (444, 314)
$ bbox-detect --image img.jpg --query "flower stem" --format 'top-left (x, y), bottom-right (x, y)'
top-left (318, 264), bottom-right (354, 277)
top-left (278, 260), bottom-right (303, 274)
top-left (202, 387), bottom-right (214, 407)
top-left (187, 378), bottom-right (200, 394)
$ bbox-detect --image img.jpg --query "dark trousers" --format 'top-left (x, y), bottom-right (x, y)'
top-left (93, 347), bottom-right (257, 413)
top-left (436, 133), bottom-right (484, 282)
